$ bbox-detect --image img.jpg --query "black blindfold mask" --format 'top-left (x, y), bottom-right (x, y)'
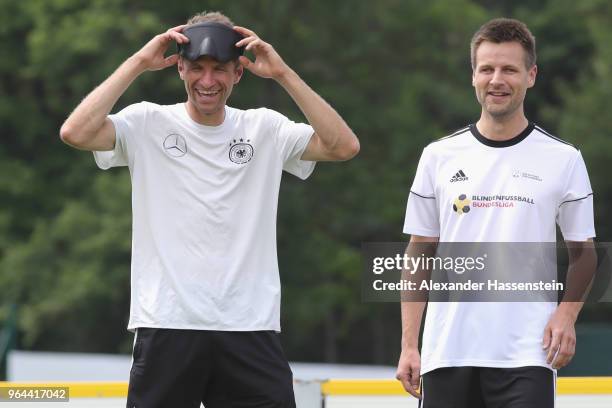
top-left (178, 22), bottom-right (245, 62)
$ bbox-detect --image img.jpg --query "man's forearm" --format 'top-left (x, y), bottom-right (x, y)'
top-left (400, 236), bottom-right (437, 350)
top-left (275, 68), bottom-right (358, 159)
top-left (557, 240), bottom-right (596, 319)
top-left (401, 301), bottom-right (426, 349)
top-left (60, 56), bottom-right (146, 145)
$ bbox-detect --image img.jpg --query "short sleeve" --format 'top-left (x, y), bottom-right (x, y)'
top-left (557, 150), bottom-right (595, 241)
top-left (403, 146), bottom-right (440, 237)
top-left (93, 102), bottom-right (148, 170)
top-left (270, 110), bottom-right (315, 180)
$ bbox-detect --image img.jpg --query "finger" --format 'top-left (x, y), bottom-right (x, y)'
top-left (154, 35), bottom-right (173, 53)
top-left (156, 33), bottom-right (175, 47)
top-left (404, 379), bottom-right (421, 399)
top-left (545, 330), bottom-right (560, 363)
top-left (163, 54), bottom-right (180, 67)
top-left (235, 36), bottom-right (258, 48)
top-left (546, 339), bottom-right (560, 365)
top-left (546, 334), bottom-right (560, 364)
top-left (410, 368), bottom-right (420, 392)
top-left (396, 371), bottom-right (421, 399)
top-left (165, 25), bottom-right (189, 43)
top-left (168, 24), bottom-right (188, 33)
top-left (238, 55), bottom-right (253, 69)
top-left (542, 326), bottom-right (551, 350)
top-left (233, 25), bottom-right (257, 38)
top-left (397, 376), bottom-right (416, 397)
top-left (552, 349), bottom-right (567, 369)
top-left (406, 387), bottom-right (421, 399)
top-left (245, 39), bottom-right (266, 52)
top-left (553, 355), bottom-right (572, 370)
top-left (553, 337), bottom-right (575, 369)
top-left (166, 31), bottom-right (189, 44)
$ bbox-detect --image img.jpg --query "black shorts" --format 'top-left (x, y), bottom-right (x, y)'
top-left (126, 328), bottom-right (295, 408)
top-left (420, 366), bottom-right (555, 408)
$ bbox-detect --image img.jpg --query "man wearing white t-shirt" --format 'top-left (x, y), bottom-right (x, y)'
top-left (60, 11), bottom-right (359, 408)
top-left (396, 18), bottom-right (595, 407)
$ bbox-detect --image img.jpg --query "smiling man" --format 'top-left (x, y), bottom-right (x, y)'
top-left (396, 18), bottom-right (595, 407)
top-left (60, 11), bottom-right (358, 408)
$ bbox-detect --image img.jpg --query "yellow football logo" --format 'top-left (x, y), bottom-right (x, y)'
top-left (453, 194), bottom-right (471, 214)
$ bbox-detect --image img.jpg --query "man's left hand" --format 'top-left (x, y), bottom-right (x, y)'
top-left (233, 26), bottom-right (290, 81)
top-left (542, 306), bottom-right (578, 369)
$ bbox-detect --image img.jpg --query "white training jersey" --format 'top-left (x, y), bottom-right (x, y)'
top-left (403, 123), bottom-right (595, 374)
top-left (93, 102), bottom-right (315, 332)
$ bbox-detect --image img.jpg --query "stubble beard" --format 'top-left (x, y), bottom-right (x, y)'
top-left (481, 94), bottom-right (521, 122)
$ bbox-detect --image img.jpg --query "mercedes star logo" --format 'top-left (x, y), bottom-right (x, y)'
top-left (163, 133), bottom-right (187, 158)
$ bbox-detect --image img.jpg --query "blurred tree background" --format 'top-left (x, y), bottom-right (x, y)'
top-left (1, 0), bottom-right (611, 372)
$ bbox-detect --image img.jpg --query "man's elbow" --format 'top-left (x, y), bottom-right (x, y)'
top-left (60, 123), bottom-right (92, 149)
top-left (334, 136), bottom-right (360, 161)
top-left (59, 123), bottom-right (78, 146)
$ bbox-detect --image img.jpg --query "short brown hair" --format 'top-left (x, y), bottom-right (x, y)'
top-left (470, 18), bottom-right (536, 69)
top-left (186, 11), bottom-right (234, 27)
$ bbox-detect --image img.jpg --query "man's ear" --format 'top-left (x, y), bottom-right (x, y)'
top-left (178, 57), bottom-right (185, 80)
top-left (233, 62), bottom-right (244, 85)
top-left (527, 64), bottom-right (537, 88)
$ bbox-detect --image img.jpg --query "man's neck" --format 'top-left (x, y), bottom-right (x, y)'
top-left (476, 110), bottom-right (529, 141)
top-left (185, 101), bottom-right (225, 126)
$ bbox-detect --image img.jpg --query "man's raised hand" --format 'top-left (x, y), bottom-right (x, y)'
top-left (133, 25), bottom-right (189, 71)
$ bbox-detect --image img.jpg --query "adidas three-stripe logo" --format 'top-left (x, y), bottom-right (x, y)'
top-left (450, 170), bottom-right (468, 182)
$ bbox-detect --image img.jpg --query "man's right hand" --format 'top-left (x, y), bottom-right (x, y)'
top-left (60, 25), bottom-right (190, 151)
top-left (132, 25), bottom-right (190, 71)
top-left (396, 347), bottom-right (421, 398)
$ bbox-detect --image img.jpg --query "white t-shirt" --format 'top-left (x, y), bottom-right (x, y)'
top-left (403, 123), bottom-right (595, 374)
top-left (93, 102), bottom-right (315, 332)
